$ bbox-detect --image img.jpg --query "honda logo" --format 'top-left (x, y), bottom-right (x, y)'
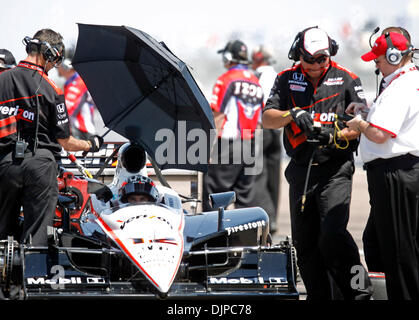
top-left (56, 103), bottom-right (66, 114)
top-left (292, 73), bottom-right (305, 82)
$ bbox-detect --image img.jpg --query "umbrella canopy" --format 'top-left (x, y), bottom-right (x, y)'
top-left (72, 24), bottom-right (214, 172)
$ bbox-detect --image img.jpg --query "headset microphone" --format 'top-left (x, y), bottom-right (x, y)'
top-left (375, 69), bottom-right (381, 98)
top-left (369, 27), bottom-right (380, 48)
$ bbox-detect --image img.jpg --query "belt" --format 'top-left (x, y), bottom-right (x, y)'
top-left (363, 153), bottom-right (419, 171)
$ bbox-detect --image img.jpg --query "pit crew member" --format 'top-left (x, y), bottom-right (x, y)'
top-left (0, 28), bottom-right (103, 246)
top-left (250, 44), bottom-right (282, 233)
top-left (202, 40), bottom-right (264, 211)
top-left (346, 30), bottom-right (419, 300)
top-left (262, 26), bottom-right (371, 300)
top-left (57, 58), bottom-right (97, 140)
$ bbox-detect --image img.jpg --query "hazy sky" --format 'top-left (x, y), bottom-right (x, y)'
top-left (3, 0), bottom-right (418, 96)
top-left (4, 0), bottom-right (417, 60)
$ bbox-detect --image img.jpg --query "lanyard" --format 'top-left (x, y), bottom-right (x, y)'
top-left (18, 61), bottom-right (47, 75)
top-left (381, 66), bottom-right (416, 94)
top-left (374, 66), bottom-right (416, 103)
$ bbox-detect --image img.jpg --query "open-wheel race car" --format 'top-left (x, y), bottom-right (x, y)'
top-left (1, 23), bottom-right (299, 300)
top-left (0, 143), bottom-right (299, 300)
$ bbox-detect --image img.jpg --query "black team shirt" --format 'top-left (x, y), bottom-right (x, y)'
top-left (0, 61), bottom-right (70, 158)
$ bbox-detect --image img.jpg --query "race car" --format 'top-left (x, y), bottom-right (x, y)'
top-left (0, 142), bottom-right (299, 300)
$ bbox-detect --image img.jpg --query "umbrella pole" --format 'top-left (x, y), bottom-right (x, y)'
top-left (148, 155), bottom-right (172, 188)
top-left (148, 153), bottom-right (201, 207)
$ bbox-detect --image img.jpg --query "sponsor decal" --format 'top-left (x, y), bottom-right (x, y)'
top-left (26, 276), bottom-right (106, 286)
top-left (290, 84), bottom-right (306, 92)
top-left (0, 105), bottom-right (35, 122)
top-left (56, 103), bottom-right (66, 114)
top-left (311, 111), bottom-right (341, 123)
top-left (289, 72), bottom-right (307, 87)
top-left (324, 77), bottom-right (344, 86)
top-left (225, 220), bottom-right (266, 235)
top-left (354, 85), bottom-right (366, 99)
top-left (292, 73), bottom-right (305, 82)
top-left (208, 276), bottom-right (287, 285)
top-left (288, 79), bottom-right (308, 86)
top-left (57, 118), bottom-right (69, 125)
top-left (119, 213), bottom-right (174, 230)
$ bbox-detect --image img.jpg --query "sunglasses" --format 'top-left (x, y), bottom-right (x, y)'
top-left (302, 55), bottom-right (328, 64)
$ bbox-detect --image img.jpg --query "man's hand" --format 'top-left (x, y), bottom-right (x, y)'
top-left (289, 107), bottom-right (314, 134)
top-left (346, 102), bottom-right (369, 120)
top-left (307, 127), bottom-right (334, 146)
top-left (87, 135), bottom-right (104, 153)
top-left (346, 114), bottom-right (363, 133)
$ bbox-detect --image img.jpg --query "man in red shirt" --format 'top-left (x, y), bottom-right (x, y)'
top-left (202, 40), bottom-right (264, 211)
top-left (58, 59), bottom-right (97, 139)
top-left (250, 45), bottom-right (282, 234)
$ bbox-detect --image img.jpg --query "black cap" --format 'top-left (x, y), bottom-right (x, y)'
top-left (0, 49), bottom-right (16, 69)
top-left (217, 40), bottom-right (249, 64)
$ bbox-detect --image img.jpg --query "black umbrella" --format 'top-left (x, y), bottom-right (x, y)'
top-left (72, 23), bottom-right (214, 172)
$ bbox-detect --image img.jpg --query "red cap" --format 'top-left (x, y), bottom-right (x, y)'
top-left (361, 32), bottom-right (409, 61)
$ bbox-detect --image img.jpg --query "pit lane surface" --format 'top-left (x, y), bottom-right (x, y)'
top-left (273, 160), bottom-right (370, 300)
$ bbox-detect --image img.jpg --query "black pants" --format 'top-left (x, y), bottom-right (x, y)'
top-left (250, 129), bottom-right (282, 232)
top-left (0, 149), bottom-right (58, 246)
top-left (362, 212), bottom-right (385, 272)
top-left (202, 138), bottom-right (257, 212)
top-left (364, 155), bottom-right (419, 300)
top-left (285, 158), bottom-right (371, 300)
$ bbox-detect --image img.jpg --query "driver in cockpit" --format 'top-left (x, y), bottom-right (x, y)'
top-left (118, 175), bottom-right (160, 205)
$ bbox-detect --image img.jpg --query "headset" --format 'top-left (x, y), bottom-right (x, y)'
top-left (18, 36), bottom-right (64, 156)
top-left (222, 51), bottom-right (234, 64)
top-left (384, 32), bottom-right (413, 65)
top-left (22, 36), bottom-right (64, 64)
top-left (222, 50), bottom-right (250, 65)
top-left (288, 26), bottom-right (339, 62)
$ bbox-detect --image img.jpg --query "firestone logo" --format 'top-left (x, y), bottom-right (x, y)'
top-left (225, 220), bottom-right (266, 235)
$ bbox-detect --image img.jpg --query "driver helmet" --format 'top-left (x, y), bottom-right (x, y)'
top-left (119, 175), bottom-right (159, 203)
